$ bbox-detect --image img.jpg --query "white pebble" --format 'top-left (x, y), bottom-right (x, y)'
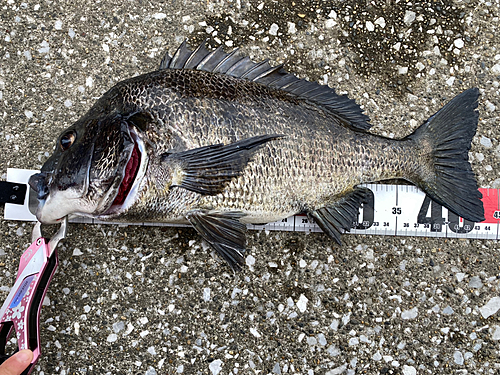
top-left (326, 364), bottom-right (347, 375)
top-left (374, 17), bottom-right (386, 28)
top-left (113, 321), bottom-right (125, 333)
top-left (442, 306), bottom-right (454, 315)
top-left (250, 327), bottom-right (261, 338)
top-left (404, 11), bottom-right (416, 25)
top-left (416, 62), bottom-right (425, 71)
top-left (209, 359), bottom-right (223, 375)
top-left (203, 288), bottom-right (211, 302)
top-left (480, 297), bottom-right (500, 319)
top-left (246, 255), bottom-right (255, 266)
top-left (153, 13), bottom-right (167, 19)
top-left (401, 307), bottom-right (418, 320)
top-left (454, 39), bottom-right (464, 48)
top-left (84, 305), bottom-right (91, 313)
top-left (102, 43), bottom-right (109, 53)
top-left (366, 21), bottom-right (374, 32)
top-left (287, 22), bottom-right (297, 34)
top-left (485, 100), bottom-right (496, 112)
top-left (148, 346), bottom-right (156, 355)
top-left (107, 333), bottom-right (117, 342)
top-left (490, 325), bottom-right (500, 340)
top-left (454, 350), bottom-right (464, 365)
top-left (74, 322), bottom-right (80, 335)
top-left (402, 365), bottom-right (416, 375)
top-left (16, 227), bottom-right (24, 236)
top-left (325, 19), bottom-right (336, 29)
top-left (86, 76), bottom-right (93, 87)
top-left (446, 76), bottom-right (455, 86)
top-left (480, 136), bottom-right (492, 148)
top-left (373, 352), bottom-right (382, 361)
top-left (38, 40), bottom-right (50, 54)
top-left (469, 276), bottom-right (483, 288)
top-left (68, 28), bottom-right (75, 38)
top-left (491, 64), bottom-right (500, 74)
top-left (269, 23), bottom-right (279, 36)
top-left (398, 67), bottom-right (409, 74)
top-left (296, 294), bottom-right (308, 313)
top-left (72, 248), bottom-right (83, 256)
top-left (54, 20), bottom-right (62, 30)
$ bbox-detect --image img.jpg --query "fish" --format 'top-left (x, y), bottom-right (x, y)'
top-left (29, 40), bottom-right (484, 270)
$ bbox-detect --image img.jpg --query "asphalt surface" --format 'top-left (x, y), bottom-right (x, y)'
top-left (1, 1), bottom-right (500, 374)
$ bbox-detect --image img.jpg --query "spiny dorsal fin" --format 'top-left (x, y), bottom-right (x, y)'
top-left (159, 40), bottom-right (371, 131)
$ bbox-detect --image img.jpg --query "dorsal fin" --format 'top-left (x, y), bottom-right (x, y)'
top-left (159, 41), bottom-right (371, 131)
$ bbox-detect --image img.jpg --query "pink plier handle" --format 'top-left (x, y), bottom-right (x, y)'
top-left (0, 218), bottom-right (67, 374)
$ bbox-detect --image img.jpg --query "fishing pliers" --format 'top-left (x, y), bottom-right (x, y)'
top-left (0, 218), bottom-right (67, 374)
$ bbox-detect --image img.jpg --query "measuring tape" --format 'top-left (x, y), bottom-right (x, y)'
top-left (4, 169), bottom-right (499, 240)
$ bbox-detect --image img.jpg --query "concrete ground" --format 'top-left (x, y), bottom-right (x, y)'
top-left (1, 0), bottom-right (500, 374)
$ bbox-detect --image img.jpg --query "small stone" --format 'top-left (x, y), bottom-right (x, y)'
top-left (442, 306), bottom-right (454, 315)
top-left (272, 363), bottom-right (281, 374)
top-left (398, 67), bottom-right (408, 74)
top-left (446, 77), bottom-right (455, 86)
top-left (317, 333), bottom-right (327, 346)
top-left (402, 365), bottom-right (416, 375)
top-left (326, 364), bottom-right (347, 375)
top-left (68, 28), bottom-right (75, 38)
top-left (454, 351), bottom-right (464, 365)
top-left (366, 21), bottom-right (374, 31)
top-left (373, 352), bottom-right (382, 361)
top-left (454, 39), bottom-right (464, 48)
top-left (203, 288), bottom-right (211, 301)
top-left (296, 294), bottom-right (308, 313)
top-left (416, 62), bottom-right (425, 71)
top-left (490, 325), bottom-right (500, 340)
top-left (374, 17), bottom-right (386, 28)
top-left (492, 64), bottom-right (500, 75)
top-left (269, 23), bottom-right (279, 36)
top-left (153, 13), bottom-right (167, 19)
top-left (325, 19), bottom-right (336, 29)
top-left (404, 11), bottom-right (416, 25)
top-left (326, 344), bottom-right (340, 356)
top-left (250, 327), bottom-right (261, 338)
top-left (485, 101), bottom-right (496, 112)
top-left (401, 307), bottom-right (418, 320)
top-left (72, 248), bottom-right (83, 256)
top-left (456, 272), bottom-right (466, 282)
top-left (209, 359), bottom-right (222, 375)
top-left (480, 136), bottom-right (492, 148)
top-left (246, 255), bottom-right (255, 266)
top-left (469, 276), bottom-right (483, 288)
top-left (113, 321), bottom-right (125, 333)
top-left (54, 20), bottom-right (62, 30)
top-left (480, 297), bottom-right (500, 319)
top-left (107, 333), bottom-right (117, 342)
top-left (145, 367), bottom-right (157, 375)
top-left (287, 22), bottom-right (297, 34)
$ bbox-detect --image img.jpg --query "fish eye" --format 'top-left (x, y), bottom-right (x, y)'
top-left (60, 131), bottom-right (76, 151)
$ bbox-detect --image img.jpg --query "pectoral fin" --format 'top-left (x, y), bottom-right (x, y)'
top-left (309, 187), bottom-right (370, 245)
top-left (187, 210), bottom-right (247, 271)
top-left (162, 134), bottom-right (283, 195)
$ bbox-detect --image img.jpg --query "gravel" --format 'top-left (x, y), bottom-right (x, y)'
top-left (1, 0), bottom-right (500, 374)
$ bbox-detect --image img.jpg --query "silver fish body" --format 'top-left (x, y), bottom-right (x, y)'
top-left (29, 42), bottom-right (484, 270)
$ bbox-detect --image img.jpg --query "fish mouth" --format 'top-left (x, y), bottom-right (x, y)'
top-left (99, 127), bottom-right (147, 217)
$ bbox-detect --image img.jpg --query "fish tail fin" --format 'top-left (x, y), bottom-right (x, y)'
top-left (406, 88), bottom-right (484, 222)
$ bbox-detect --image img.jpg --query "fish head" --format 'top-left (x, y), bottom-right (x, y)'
top-left (29, 113), bottom-right (148, 224)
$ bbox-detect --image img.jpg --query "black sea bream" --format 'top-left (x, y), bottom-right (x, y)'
top-left (29, 41), bottom-right (484, 270)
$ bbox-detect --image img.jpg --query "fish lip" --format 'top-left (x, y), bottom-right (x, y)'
top-left (98, 126), bottom-right (148, 217)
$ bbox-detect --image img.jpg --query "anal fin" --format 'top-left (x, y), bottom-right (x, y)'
top-left (187, 211), bottom-right (247, 271)
top-left (309, 188), bottom-right (370, 245)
